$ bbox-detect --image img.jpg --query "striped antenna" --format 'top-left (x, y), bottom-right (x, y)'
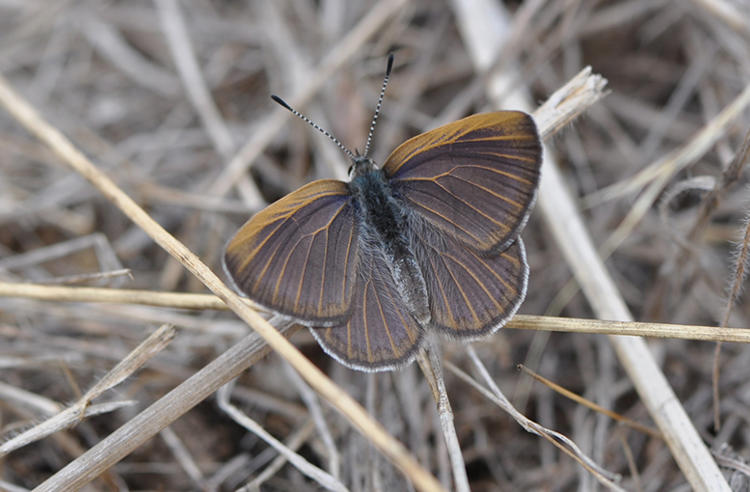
top-left (363, 53), bottom-right (394, 158)
top-left (271, 95), bottom-right (356, 161)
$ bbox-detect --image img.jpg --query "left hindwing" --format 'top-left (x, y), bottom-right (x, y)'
top-left (310, 248), bottom-right (423, 372)
top-left (383, 112), bottom-right (541, 254)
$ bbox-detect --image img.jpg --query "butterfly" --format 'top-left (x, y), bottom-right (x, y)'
top-left (224, 55), bottom-right (542, 371)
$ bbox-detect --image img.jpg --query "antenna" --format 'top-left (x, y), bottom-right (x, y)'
top-left (271, 54), bottom-right (395, 162)
top-left (271, 95), bottom-right (356, 161)
top-left (363, 53), bottom-right (394, 158)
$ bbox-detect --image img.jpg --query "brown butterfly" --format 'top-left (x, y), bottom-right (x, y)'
top-left (224, 55), bottom-right (542, 371)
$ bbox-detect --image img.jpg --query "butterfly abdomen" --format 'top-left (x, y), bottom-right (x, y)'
top-left (349, 169), bottom-right (431, 325)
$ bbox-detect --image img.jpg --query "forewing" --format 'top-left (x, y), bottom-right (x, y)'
top-left (223, 180), bottom-right (358, 324)
top-left (383, 112), bottom-right (541, 253)
top-left (414, 233), bottom-right (528, 338)
top-left (310, 251), bottom-right (423, 371)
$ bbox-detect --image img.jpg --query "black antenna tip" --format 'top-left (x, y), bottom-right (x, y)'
top-left (386, 53), bottom-right (394, 76)
top-left (271, 94), bottom-right (292, 111)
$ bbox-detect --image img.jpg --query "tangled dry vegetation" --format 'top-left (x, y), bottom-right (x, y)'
top-left (1, 1), bottom-right (750, 491)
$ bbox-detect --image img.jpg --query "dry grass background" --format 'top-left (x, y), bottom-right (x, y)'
top-left (1, 0), bottom-right (750, 490)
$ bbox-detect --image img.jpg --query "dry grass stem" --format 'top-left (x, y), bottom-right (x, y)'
top-left (451, 349), bottom-right (624, 490)
top-left (0, 400), bottom-right (137, 457)
top-left (510, 315), bottom-right (750, 343)
top-left (417, 342), bottom-right (470, 492)
top-left (7, 281), bottom-right (750, 341)
top-left (596, 83), bottom-right (750, 259)
top-left (216, 382), bottom-right (347, 492)
top-left (518, 364), bottom-right (661, 440)
top-left (1, 324), bottom-right (174, 456)
top-left (155, 0), bottom-right (235, 159)
top-left (714, 210), bottom-right (750, 430)
top-left (159, 426), bottom-right (205, 488)
top-left (77, 324), bottom-right (176, 406)
top-left (453, 0), bottom-right (737, 489)
top-left (239, 420), bottom-right (316, 491)
top-left (281, 361), bottom-right (341, 480)
top-left (2, 2), bottom-right (750, 489)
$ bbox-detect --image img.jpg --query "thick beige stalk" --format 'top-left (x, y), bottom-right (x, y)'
top-left (450, 0), bottom-right (730, 489)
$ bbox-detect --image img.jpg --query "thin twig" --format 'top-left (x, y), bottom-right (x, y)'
top-left (517, 364), bottom-right (661, 440)
top-left (450, 348), bottom-right (624, 490)
top-left (3, 282), bottom-right (750, 342)
top-left (282, 361), bottom-right (341, 479)
top-left (217, 381), bottom-right (346, 492)
top-left (417, 341), bottom-right (470, 492)
top-left (5, 281), bottom-right (750, 343)
top-left (155, 0), bottom-right (236, 159)
top-left (714, 212), bottom-right (750, 430)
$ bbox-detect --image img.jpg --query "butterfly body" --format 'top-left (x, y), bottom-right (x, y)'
top-left (224, 111), bottom-right (542, 371)
top-left (348, 158), bottom-right (431, 326)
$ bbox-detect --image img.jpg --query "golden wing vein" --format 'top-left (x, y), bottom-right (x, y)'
top-left (474, 253), bottom-right (516, 296)
top-left (294, 234), bottom-right (316, 311)
top-left (425, 253), bottom-right (458, 326)
top-left (440, 255), bottom-right (480, 323)
top-left (272, 236), bottom-right (304, 302)
top-left (318, 228), bottom-right (328, 312)
top-left (400, 164), bottom-right (533, 188)
top-left (431, 182), bottom-right (513, 229)
top-left (448, 254), bottom-right (503, 311)
top-left (405, 198), bottom-right (484, 241)
top-left (363, 279), bottom-right (373, 363)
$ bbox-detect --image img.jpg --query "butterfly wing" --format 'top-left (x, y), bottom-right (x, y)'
top-left (310, 250), bottom-right (423, 371)
top-left (383, 111), bottom-right (541, 254)
top-left (223, 179), bottom-right (359, 325)
top-left (412, 230), bottom-right (528, 337)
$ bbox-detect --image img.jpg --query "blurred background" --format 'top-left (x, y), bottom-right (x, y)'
top-left (1, 0), bottom-right (750, 490)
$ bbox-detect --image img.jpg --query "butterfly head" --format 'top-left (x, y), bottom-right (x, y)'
top-left (348, 153), bottom-right (377, 178)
